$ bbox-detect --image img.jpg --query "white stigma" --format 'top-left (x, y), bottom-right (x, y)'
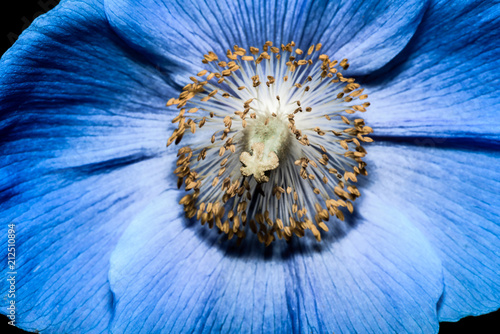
top-left (240, 142), bottom-right (279, 183)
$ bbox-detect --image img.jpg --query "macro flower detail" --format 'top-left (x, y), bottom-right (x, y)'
top-left (239, 142), bottom-right (280, 183)
top-left (1, 0), bottom-right (499, 334)
top-left (168, 42), bottom-right (372, 244)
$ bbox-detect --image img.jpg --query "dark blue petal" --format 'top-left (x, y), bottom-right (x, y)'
top-left (365, 143), bottom-right (500, 322)
top-left (0, 0), bottom-right (175, 332)
top-left (108, 192), bottom-right (442, 333)
top-left (363, 0), bottom-right (500, 142)
top-left (104, 0), bottom-right (428, 79)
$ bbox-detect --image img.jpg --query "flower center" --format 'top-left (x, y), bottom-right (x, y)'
top-left (240, 113), bottom-right (292, 182)
top-left (167, 41), bottom-right (373, 245)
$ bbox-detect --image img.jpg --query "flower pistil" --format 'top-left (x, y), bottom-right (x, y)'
top-left (167, 41), bottom-right (373, 245)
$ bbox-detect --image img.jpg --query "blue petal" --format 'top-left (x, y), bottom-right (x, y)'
top-left (285, 190), bottom-right (443, 333)
top-left (0, 0), bottom-right (175, 332)
top-left (363, 0), bottom-right (500, 142)
top-left (104, 0), bottom-right (428, 78)
top-left (108, 193), bottom-right (443, 332)
top-left (108, 192), bottom-right (294, 333)
top-left (365, 142), bottom-right (500, 321)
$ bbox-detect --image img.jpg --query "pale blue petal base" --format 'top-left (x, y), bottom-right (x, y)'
top-left (109, 192), bottom-right (294, 333)
top-left (108, 190), bottom-right (443, 333)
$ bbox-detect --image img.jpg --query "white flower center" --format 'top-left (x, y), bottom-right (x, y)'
top-left (167, 41), bottom-right (373, 245)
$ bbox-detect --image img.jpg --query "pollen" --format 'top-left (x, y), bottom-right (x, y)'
top-left (167, 41), bottom-right (373, 245)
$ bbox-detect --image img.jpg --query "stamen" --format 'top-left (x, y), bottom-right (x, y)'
top-left (167, 41), bottom-right (373, 245)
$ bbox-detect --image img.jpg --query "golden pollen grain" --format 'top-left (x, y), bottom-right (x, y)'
top-left (167, 41), bottom-right (373, 245)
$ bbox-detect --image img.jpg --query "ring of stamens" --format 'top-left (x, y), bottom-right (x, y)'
top-left (167, 41), bottom-right (373, 245)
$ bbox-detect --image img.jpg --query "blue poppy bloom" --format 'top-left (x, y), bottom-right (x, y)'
top-left (1, 0), bottom-right (499, 333)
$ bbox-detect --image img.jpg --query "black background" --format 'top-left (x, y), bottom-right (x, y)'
top-left (0, 1), bottom-right (498, 333)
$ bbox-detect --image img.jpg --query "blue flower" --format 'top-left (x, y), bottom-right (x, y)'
top-left (1, 0), bottom-right (499, 333)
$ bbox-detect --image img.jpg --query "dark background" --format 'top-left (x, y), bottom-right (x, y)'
top-left (1, 1), bottom-right (498, 333)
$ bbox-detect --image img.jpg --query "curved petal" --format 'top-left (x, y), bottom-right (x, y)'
top-left (364, 142), bottom-right (500, 322)
top-left (0, 0), bottom-right (175, 332)
top-left (104, 0), bottom-right (428, 80)
top-left (108, 192), bottom-right (294, 333)
top-left (285, 190), bottom-right (443, 333)
top-left (363, 0), bottom-right (500, 142)
top-left (108, 192), bottom-right (442, 333)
